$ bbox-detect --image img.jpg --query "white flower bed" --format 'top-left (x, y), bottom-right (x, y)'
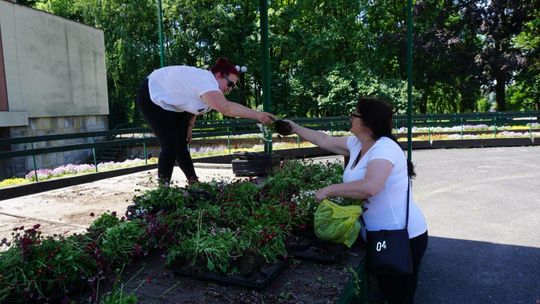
top-left (25, 158), bottom-right (157, 181)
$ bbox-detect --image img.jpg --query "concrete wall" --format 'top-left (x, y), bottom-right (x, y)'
top-left (5, 115), bottom-right (108, 178)
top-left (0, 1), bottom-right (110, 179)
top-left (0, 1), bottom-right (108, 120)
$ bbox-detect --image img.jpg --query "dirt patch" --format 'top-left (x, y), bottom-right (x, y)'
top-left (87, 244), bottom-right (365, 304)
top-left (0, 167), bottom-right (237, 241)
top-left (0, 170), bottom-right (159, 241)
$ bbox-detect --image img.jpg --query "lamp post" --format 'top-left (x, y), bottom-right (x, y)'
top-left (260, 0), bottom-right (272, 154)
top-left (406, 0), bottom-right (413, 161)
top-left (157, 0), bottom-right (165, 67)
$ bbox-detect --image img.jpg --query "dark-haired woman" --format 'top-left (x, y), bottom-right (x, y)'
top-left (136, 58), bottom-right (275, 185)
top-left (284, 97), bottom-right (428, 304)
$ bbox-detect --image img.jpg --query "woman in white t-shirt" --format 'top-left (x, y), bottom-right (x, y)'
top-left (136, 58), bottom-right (275, 185)
top-left (284, 97), bottom-right (428, 304)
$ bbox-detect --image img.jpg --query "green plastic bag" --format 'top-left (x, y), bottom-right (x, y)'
top-left (314, 199), bottom-right (362, 248)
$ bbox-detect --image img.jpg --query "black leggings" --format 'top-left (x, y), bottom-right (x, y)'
top-left (136, 78), bottom-right (197, 183)
top-left (377, 231), bottom-right (429, 304)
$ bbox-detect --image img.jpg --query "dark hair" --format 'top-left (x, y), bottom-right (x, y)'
top-left (355, 96), bottom-right (416, 178)
top-left (209, 57), bottom-right (239, 77)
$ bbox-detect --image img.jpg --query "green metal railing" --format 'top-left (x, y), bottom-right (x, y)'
top-left (1, 111), bottom-right (538, 181)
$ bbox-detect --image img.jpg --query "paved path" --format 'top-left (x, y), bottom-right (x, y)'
top-left (411, 146), bottom-right (540, 304)
top-left (1, 146), bottom-right (539, 303)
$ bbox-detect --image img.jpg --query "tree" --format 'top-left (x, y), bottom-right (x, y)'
top-left (475, 0), bottom-right (536, 111)
top-left (28, 0), bottom-right (540, 120)
top-left (507, 10), bottom-right (540, 111)
top-left (268, 0), bottom-right (365, 117)
top-left (412, 0), bottom-right (483, 113)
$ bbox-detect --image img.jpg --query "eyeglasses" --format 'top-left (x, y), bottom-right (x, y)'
top-left (223, 74), bottom-right (236, 89)
top-left (350, 113), bottom-right (362, 120)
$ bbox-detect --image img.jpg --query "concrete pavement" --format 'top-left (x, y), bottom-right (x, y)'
top-left (411, 146), bottom-right (540, 304)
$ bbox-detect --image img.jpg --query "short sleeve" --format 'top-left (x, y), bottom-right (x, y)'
top-left (368, 138), bottom-right (400, 166)
top-left (192, 72), bottom-right (220, 96)
top-left (346, 135), bottom-right (359, 152)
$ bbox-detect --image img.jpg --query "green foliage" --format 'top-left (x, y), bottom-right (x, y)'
top-left (0, 226), bottom-right (96, 302)
top-left (28, 0), bottom-right (539, 119)
top-left (132, 186), bottom-right (188, 214)
top-left (509, 16), bottom-right (540, 111)
top-left (0, 160), bottom-right (346, 299)
top-left (0, 212), bottom-right (150, 302)
top-left (166, 212), bottom-right (237, 274)
top-left (99, 220), bottom-right (147, 267)
top-left (221, 181), bottom-right (259, 206)
top-left (265, 160), bottom-right (343, 193)
top-left (100, 286), bottom-right (138, 304)
top-left (476, 97), bottom-right (491, 112)
top-left (148, 160), bottom-right (342, 274)
top-left (88, 212), bottom-right (122, 238)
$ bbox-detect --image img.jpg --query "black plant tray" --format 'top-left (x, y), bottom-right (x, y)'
top-left (286, 244), bottom-right (345, 263)
top-left (286, 233), bottom-right (348, 263)
top-left (171, 259), bottom-right (288, 289)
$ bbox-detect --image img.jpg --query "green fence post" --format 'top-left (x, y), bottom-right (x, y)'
top-left (493, 115), bottom-right (497, 138)
top-left (460, 117), bottom-right (464, 140)
top-left (530, 117), bottom-right (534, 141)
top-left (91, 137), bottom-right (98, 172)
top-left (227, 126), bottom-right (231, 154)
top-left (30, 141), bottom-right (39, 182)
top-left (143, 131), bottom-right (148, 165)
top-left (427, 118), bottom-right (431, 142)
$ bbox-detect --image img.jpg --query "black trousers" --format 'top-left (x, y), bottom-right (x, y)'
top-left (136, 78), bottom-right (197, 183)
top-left (377, 231), bottom-right (429, 304)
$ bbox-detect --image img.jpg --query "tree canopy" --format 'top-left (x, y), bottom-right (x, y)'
top-left (27, 0), bottom-right (539, 127)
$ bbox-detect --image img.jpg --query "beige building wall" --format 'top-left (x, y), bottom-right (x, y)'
top-left (0, 0), bottom-right (108, 120)
top-left (0, 1), bottom-right (109, 178)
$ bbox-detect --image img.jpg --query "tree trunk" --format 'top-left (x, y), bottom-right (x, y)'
top-left (495, 74), bottom-right (506, 112)
top-left (418, 93), bottom-right (427, 114)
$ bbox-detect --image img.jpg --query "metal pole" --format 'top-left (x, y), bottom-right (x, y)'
top-left (92, 137), bottom-right (98, 172)
top-left (227, 127), bottom-right (231, 154)
top-left (460, 117), bottom-right (464, 139)
top-left (157, 0), bottom-right (165, 67)
top-left (30, 142), bottom-right (38, 182)
top-left (260, 0), bottom-right (272, 154)
top-left (406, 0), bottom-right (413, 161)
top-left (143, 133), bottom-right (148, 165)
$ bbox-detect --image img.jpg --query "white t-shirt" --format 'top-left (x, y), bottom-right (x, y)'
top-left (343, 136), bottom-right (427, 239)
top-left (148, 66), bottom-right (219, 115)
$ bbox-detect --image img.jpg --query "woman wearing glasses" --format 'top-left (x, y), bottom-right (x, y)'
top-left (283, 97), bottom-right (428, 304)
top-left (136, 57), bottom-right (275, 185)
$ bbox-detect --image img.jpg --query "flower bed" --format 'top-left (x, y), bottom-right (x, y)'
top-left (0, 212), bottom-right (152, 303)
top-left (0, 159), bottom-right (366, 303)
top-left (127, 160), bottom-right (351, 286)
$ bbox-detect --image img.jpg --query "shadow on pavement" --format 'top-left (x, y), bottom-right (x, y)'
top-left (416, 236), bottom-right (539, 304)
